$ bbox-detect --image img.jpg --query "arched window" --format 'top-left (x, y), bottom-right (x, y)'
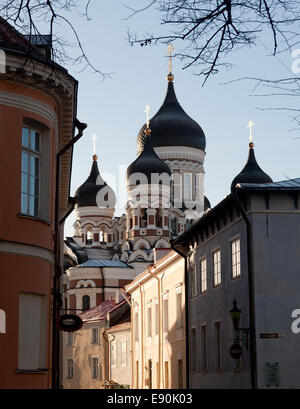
top-left (86, 227), bottom-right (93, 244)
top-left (141, 209), bottom-right (147, 227)
top-left (100, 226), bottom-right (106, 243)
top-left (82, 295), bottom-right (90, 311)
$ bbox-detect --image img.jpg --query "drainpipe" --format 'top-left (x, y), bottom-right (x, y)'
top-left (171, 242), bottom-right (189, 389)
top-left (138, 284), bottom-right (145, 388)
top-left (52, 119), bottom-right (87, 389)
top-left (100, 267), bottom-right (105, 302)
top-left (148, 267), bottom-right (162, 389)
top-left (232, 190), bottom-right (257, 390)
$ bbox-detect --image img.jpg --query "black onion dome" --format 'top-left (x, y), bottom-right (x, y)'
top-left (231, 144), bottom-right (273, 190)
top-left (75, 157), bottom-right (116, 207)
top-left (204, 196), bottom-right (211, 210)
top-left (127, 133), bottom-right (171, 184)
top-left (137, 78), bottom-right (206, 154)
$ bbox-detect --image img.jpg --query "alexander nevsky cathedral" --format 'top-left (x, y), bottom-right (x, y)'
top-left (63, 62), bottom-right (212, 312)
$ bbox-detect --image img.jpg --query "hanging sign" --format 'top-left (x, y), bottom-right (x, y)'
top-left (229, 343), bottom-right (243, 359)
top-left (57, 314), bottom-right (83, 332)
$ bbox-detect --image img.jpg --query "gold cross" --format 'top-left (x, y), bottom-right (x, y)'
top-left (167, 44), bottom-right (175, 72)
top-left (92, 134), bottom-right (97, 155)
top-left (144, 105), bottom-right (151, 128)
top-left (247, 120), bottom-right (254, 143)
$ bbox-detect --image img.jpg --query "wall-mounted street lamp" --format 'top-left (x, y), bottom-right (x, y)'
top-left (229, 299), bottom-right (250, 350)
top-left (229, 299), bottom-right (241, 331)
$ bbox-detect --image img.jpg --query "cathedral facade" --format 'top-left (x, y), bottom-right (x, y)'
top-left (63, 69), bottom-right (210, 312)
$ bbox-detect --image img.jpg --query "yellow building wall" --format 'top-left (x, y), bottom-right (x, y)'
top-left (129, 253), bottom-right (186, 389)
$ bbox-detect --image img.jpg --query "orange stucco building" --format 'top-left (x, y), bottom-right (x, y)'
top-left (0, 18), bottom-right (84, 388)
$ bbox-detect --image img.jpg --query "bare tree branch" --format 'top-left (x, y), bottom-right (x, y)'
top-left (0, 0), bottom-right (111, 80)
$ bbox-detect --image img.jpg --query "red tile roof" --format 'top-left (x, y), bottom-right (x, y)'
top-left (79, 299), bottom-right (119, 322)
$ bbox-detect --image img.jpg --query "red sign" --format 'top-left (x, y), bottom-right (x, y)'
top-left (260, 333), bottom-right (280, 339)
top-left (229, 343), bottom-right (243, 359)
top-left (57, 314), bottom-right (83, 332)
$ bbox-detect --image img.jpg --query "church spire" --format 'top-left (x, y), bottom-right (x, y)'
top-left (231, 122), bottom-right (273, 190)
top-left (167, 44), bottom-right (175, 82)
top-left (92, 133), bottom-right (98, 161)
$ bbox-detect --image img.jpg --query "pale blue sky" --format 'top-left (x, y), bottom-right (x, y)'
top-left (58, 2), bottom-right (300, 237)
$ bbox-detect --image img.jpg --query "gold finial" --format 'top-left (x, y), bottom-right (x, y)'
top-left (247, 120), bottom-right (254, 147)
top-left (166, 44), bottom-right (175, 81)
top-left (144, 104), bottom-right (151, 129)
top-left (92, 134), bottom-right (98, 159)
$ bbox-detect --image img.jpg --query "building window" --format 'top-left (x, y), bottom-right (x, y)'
top-left (164, 361), bottom-right (169, 389)
top-left (148, 359), bottom-right (152, 389)
top-left (91, 327), bottom-right (99, 345)
top-left (155, 302), bottom-right (159, 336)
top-left (213, 249), bottom-right (221, 287)
top-left (184, 173), bottom-right (192, 201)
top-left (0, 309), bottom-right (5, 334)
top-left (191, 328), bottom-right (196, 371)
top-left (21, 126), bottom-right (40, 217)
top-left (163, 298), bottom-right (169, 333)
top-left (215, 322), bottom-right (221, 371)
top-left (178, 359), bottom-right (183, 389)
top-left (121, 340), bottom-right (127, 367)
top-left (66, 358), bottom-right (74, 379)
top-left (200, 258), bottom-right (207, 293)
top-left (18, 293), bottom-right (47, 370)
top-left (67, 332), bottom-right (74, 347)
top-left (136, 361), bottom-right (139, 388)
top-left (191, 265), bottom-right (197, 298)
top-left (91, 357), bottom-right (99, 379)
top-left (111, 341), bottom-right (116, 367)
top-left (147, 305), bottom-right (152, 337)
top-left (176, 291), bottom-right (183, 329)
top-left (82, 295), bottom-right (90, 311)
top-left (135, 311), bottom-right (139, 342)
top-left (201, 325), bottom-right (207, 371)
top-left (231, 238), bottom-right (241, 278)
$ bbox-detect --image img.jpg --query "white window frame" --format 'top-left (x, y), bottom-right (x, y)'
top-left (21, 126), bottom-right (40, 217)
top-left (183, 173), bottom-right (192, 201)
top-left (111, 341), bottom-right (117, 368)
top-left (91, 356), bottom-right (100, 379)
top-left (200, 258), bottom-right (207, 293)
top-left (91, 327), bottom-right (99, 345)
top-left (163, 293), bottom-right (169, 334)
top-left (66, 358), bottom-right (74, 379)
top-left (231, 238), bottom-right (241, 279)
top-left (213, 249), bottom-right (221, 287)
